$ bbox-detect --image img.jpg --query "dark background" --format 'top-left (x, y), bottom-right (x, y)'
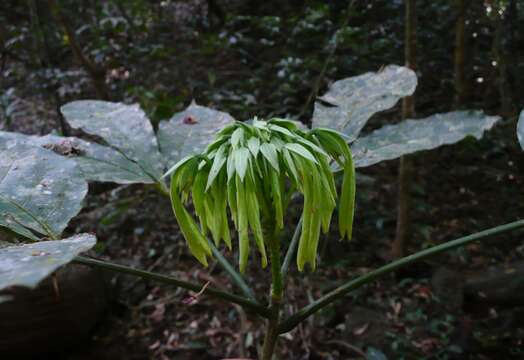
top-left (1, 1), bottom-right (523, 359)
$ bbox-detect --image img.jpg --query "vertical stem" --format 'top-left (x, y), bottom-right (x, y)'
top-left (392, 0), bottom-right (417, 259)
top-left (454, 0), bottom-right (467, 107)
top-left (261, 223), bottom-right (283, 360)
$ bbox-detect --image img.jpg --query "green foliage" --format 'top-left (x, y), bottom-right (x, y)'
top-left (0, 64), bottom-right (502, 290)
top-left (168, 119), bottom-right (355, 272)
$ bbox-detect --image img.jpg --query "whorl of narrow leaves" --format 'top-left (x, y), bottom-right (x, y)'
top-left (168, 119), bottom-right (356, 272)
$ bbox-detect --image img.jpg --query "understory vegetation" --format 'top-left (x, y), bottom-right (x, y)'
top-left (1, 1), bottom-right (523, 359)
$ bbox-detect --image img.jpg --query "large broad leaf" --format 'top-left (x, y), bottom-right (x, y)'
top-left (61, 100), bottom-right (164, 181)
top-left (0, 131), bottom-right (154, 184)
top-left (0, 144), bottom-right (88, 239)
top-left (351, 111), bottom-right (500, 168)
top-left (0, 233), bottom-right (95, 292)
top-left (518, 109), bottom-right (524, 151)
top-left (158, 101), bottom-right (235, 165)
top-left (312, 65), bottom-right (417, 142)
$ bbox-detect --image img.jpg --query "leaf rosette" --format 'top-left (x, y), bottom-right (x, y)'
top-left (167, 118), bottom-right (356, 272)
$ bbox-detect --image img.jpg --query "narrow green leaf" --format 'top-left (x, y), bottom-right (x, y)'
top-left (268, 124), bottom-right (295, 138)
top-left (282, 148), bottom-right (299, 185)
top-left (231, 127), bottom-right (245, 148)
top-left (270, 171), bottom-right (284, 229)
top-left (227, 176), bottom-right (238, 228)
top-left (247, 137), bottom-right (260, 157)
top-left (245, 174), bottom-right (268, 267)
top-left (268, 118), bottom-right (299, 128)
top-left (339, 152), bottom-right (356, 240)
top-left (170, 174), bottom-right (211, 266)
top-left (236, 175), bottom-right (250, 273)
top-left (206, 144), bottom-right (227, 191)
top-left (234, 147), bottom-right (251, 181)
top-left (163, 155), bottom-right (194, 178)
top-left (260, 142), bottom-right (280, 172)
top-left (226, 149), bottom-right (236, 181)
top-left (285, 143), bottom-right (318, 164)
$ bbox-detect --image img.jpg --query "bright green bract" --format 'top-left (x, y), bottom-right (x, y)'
top-left (168, 119), bottom-right (356, 272)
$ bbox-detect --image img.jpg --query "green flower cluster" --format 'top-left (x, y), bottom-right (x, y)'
top-left (168, 118), bottom-right (355, 272)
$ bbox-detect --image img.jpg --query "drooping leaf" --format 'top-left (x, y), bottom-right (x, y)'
top-left (0, 233), bottom-right (96, 291)
top-left (518, 109), bottom-right (524, 151)
top-left (351, 111), bottom-right (500, 168)
top-left (170, 164), bottom-right (211, 266)
top-left (285, 143), bottom-right (319, 164)
top-left (0, 131), bottom-right (154, 184)
top-left (0, 144), bottom-right (88, 239)
top-left (233, 147), bottom-right (251, 181)
top-left (260, 143), bottom-right (280, 172)
top-left (247, 137), bottom-right (260, 157)
top-left (312, 65), bottom-right (417, 142)
top-left (61, 100), bottom-right (164, 180)
top-left (206, 144), bottom-right (227, 190)
top-left (158, 101), bottom-right (235, 165)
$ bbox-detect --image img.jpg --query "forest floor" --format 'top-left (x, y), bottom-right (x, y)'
top-left (2, 3), bottom-right (523, 356)
top-left (48, 112), bottom-right (521, 360)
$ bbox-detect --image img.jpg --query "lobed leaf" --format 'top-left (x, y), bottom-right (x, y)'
top-left (61, 100), bottom-right (165, 181)
top-left (0, 234), bottom-right (96, 292)
top-left (351, 111), bottom-right (500, 168)
top-left (0, 131), bottom-right (154, 184)
top-left (312, 65), bottom-right (417, 142)
top-left (158, 101), bottom-right (235, 165)
top-left (0, 144), bottom-right (87, 239)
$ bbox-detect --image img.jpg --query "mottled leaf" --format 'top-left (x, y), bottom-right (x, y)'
top-left (0, 234), bottom-right (96, 291)
top-left (0, 131), bottom-right (153, 184)
top-left (518, 109), bottom-right (524, 151)
top-left (158, 101), bottom-right (235, 165)
top-left (61, 100), bottom-right (164, 180)
top-left (0, 144), bottom-right (88, 239)
top-left (351, 111), bottom-right (500, 168)
top-left (312, 65), bottom-right (417, 142)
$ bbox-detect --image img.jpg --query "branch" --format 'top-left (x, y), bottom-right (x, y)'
top-left (73, 255), bottom-right (270, 317)
top-left (278, 219), bottom-right (524, 333)
top-left (208, 240), bottom-right (257, 302)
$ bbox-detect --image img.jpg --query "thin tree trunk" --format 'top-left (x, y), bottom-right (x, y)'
top-left (454, 0), bottom-right (467, 107)
top-left (492, 3), bottom-right (513, 115)
top-left (392, 0), bottom-right (417, 259)
top-left (47, 0), bottom-right (108, 100)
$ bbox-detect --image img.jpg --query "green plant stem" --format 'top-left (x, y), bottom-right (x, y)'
top-left (155, 181), bottom-right (170, 197)
top-left (208, 240), bottom-right (257, 302)
top-left (281, 215), bottom-right (302, 279)
top-left (278, 219), bottom-right (524, 333)
top-left (261, 224), bottom-right (284, 360)
top-left (73, 255), bottom-right (269, 317)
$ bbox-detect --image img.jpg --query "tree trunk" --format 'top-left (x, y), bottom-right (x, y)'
top-left (47, 0), bottom-right (109, 100)
top-left (492, 3), bottom-right (513, 115)
top-left (454, 0), bottom-right (467, 107)
top-left (392, 0), bottom-right (417, 259)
